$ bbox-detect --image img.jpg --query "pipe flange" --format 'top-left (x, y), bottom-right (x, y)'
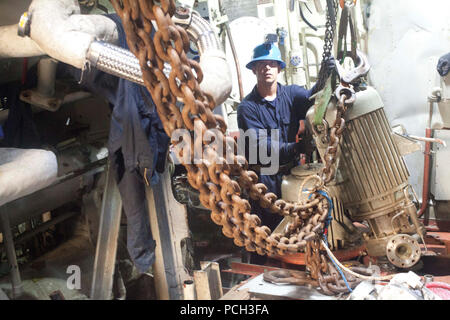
top-left (385, 234), bottom-right (421, 269)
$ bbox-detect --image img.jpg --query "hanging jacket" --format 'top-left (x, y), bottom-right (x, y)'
top-left (58, 14), bottom-right (170, 273)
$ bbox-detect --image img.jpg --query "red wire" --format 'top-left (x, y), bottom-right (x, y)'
top-left (21, 58), bottom-right (28, 86)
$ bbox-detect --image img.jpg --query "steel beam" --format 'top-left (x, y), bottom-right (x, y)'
top-left (90, 158), bottom-right (122, 300)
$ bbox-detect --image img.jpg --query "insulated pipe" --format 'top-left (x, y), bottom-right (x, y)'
top-left (0, 1), bottom-right (118, 64)
top-left (218, 0), bottom-right (244, 101)
top-left (174, 10), bottom-right (232, 105)
top-left (26, 0), bottom-right (119, 69)
top-left (0, 24), bottom-right (45, 58)
top-left (0, 0), bottom-right (231, 107)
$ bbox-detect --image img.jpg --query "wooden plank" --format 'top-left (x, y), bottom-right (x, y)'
top-left (194, 261), bottom-right (224, 300)
top-left (200, 261), bottom-right (223, 299)
top-left (220, 286), bottom-right (250, 300)
top-left (194, 270), bottom-right (211, 300)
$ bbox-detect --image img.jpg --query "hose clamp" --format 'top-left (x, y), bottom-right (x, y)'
top-left (18, 12), bottom-right (31, 37)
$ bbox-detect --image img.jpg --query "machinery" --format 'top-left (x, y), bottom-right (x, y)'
top-left (304, 82), bottom-right (425, 268)
top-left (0, 0), bottom-right (449, 301)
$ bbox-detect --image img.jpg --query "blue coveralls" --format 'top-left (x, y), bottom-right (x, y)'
top-left (237, 83), bottom-right (315, 235)
top-left (56, 14), bottom-right (170, 273)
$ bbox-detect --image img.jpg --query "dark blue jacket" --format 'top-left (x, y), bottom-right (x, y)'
top-left (237, 83), bottom-right (314, 230)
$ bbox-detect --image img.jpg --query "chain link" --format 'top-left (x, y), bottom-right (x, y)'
top-left (316, 0), bottom-right (338, 91)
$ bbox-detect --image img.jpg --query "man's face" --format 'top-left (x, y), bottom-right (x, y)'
top-left (252, 60), bottom-right (281, 85)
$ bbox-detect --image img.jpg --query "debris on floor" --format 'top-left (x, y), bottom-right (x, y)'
top-left (348, 271), bottom-right (445, 300)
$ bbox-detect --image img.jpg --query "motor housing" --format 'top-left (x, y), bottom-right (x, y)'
top-left (305, 86), bottom-right (425, 268)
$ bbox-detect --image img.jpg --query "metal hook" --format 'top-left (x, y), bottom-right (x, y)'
top-left (335, 50), bottom-right (371, 85)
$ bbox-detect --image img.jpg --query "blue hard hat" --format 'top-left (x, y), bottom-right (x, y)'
top-left (246, 43), bottom-right (286, 70)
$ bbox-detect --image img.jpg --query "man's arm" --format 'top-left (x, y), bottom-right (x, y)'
top-left (290, 85), bottom-right (316, 120)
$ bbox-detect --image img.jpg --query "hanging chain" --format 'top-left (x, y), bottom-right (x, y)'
top-left (110, 0), bottom-right (364, 295)
top-left (316, 0), bottom-right (339, 91)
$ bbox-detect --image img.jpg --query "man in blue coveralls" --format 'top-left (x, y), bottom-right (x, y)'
top-left (237, 42), bottom-right (333, 264)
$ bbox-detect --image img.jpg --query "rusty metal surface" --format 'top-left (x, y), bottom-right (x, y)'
top-left (223, 262), bottom-right (279, 277)
top-left (425, 232), bottom-right (450, 255)
top-left (238, 273), bottom-right (336, 300)
top-left (274, 243), bottom-right (366, 265)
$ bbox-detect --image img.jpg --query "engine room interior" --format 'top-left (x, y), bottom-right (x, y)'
top-left (0, 0), bottom-right (449, 303)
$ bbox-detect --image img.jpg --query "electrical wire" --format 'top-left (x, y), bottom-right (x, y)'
top-left (320, 239), bottom-right (395, 281)
top-left (311, 189), bottom-right (394, 288)
top-left (299, 2), bottom-right (318, 31)
top-left (323, 234), bottom-right (353, 292)
top-left (315, 190), bottom-right (352, 292)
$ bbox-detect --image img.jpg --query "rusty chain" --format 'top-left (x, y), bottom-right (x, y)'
top-left (319, 84), bottom-right (355, 184)
top-left (111, 0), bottom-right (360, 295)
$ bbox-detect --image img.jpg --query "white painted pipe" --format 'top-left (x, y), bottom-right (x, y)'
top-left (176, 11), bottom-right (232, 106)
top-left (198, 49), bottom-right (232, 106)
top-left (0, 24), bottom-right (45, 58)
top-left (182, 280), bottom-right (196, 300)
top-left (0, 0), bottom-right (119, 67)
top-left (37, 57), bottom-right (58, 97)
top-left (28, 0), bottom-right (119, 69)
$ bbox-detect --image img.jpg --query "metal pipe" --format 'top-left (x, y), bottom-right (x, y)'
top-left (287, 1), bottom-right (304, 86)
top-left (182, 280), bottom-right (196, 300)
top-left (216, 0), bottom-right (243, 101)
top-left (406, 135), bottom-right (446, 146)
top-left (418, 88), bottom-right (442, 218)
top-left (222, 15), bottom-right (244, 101)
top-left (90, 158), bottom-right (123, 300)
top-left (10, 211), bottom-right (78, 246)
top-left (3, 158), bottom-right (105, 228)
top-left (390, 210), bottom-right (405, 232)
top-left (28, 0), bottom-right (119, 69)
top-left (0, 0), bottom-right (118, 66)
top-left (300, 27), bottom-right (310, 87)
top-left (37, 57), bottom-right (58, 97)
top-left (85, 10), bottom-right (231, 106)
top-left (0, 210), bottom-right (23, 298)
top-left (1, 0), bottom-right (230, 107)
top-left (189, 12), bottom-right (221, 54)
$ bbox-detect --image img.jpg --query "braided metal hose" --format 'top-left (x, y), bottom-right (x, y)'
top-left (87, 41), bottom-right (145, 84)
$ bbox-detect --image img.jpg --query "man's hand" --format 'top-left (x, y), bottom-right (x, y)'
top-left (313, 56), bottom-right (336, 94)
top-left (320, 56), bottom-right (336, 79)
top-left (294, 120), bottom-right (314, 162)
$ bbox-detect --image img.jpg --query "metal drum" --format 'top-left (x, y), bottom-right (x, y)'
top-left (280, 163), bottom-right (359, 251)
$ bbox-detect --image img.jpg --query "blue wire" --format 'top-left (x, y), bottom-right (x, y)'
top-left (306, 189), bottom-right (333, 230)
top-left (307, 189), bottom-right (353, 293)
top-left (323, 234), bottom-right (353, 293)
